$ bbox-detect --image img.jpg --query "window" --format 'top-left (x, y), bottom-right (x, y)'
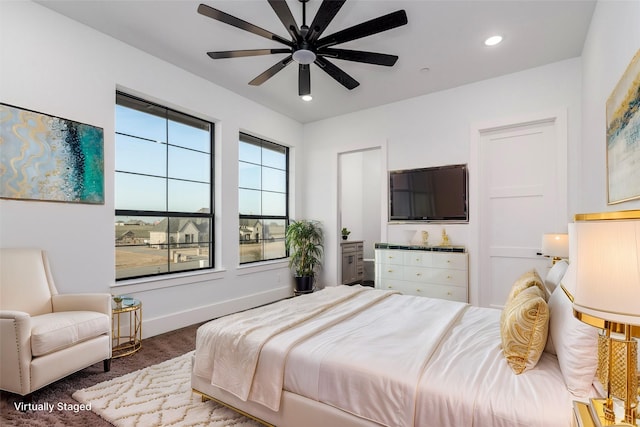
top-left (239, 133), bottom-right (288, 264)
top-left (115, 92), bottom-right (214, 280)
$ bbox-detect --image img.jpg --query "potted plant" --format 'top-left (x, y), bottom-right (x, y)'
top-left (341, 227), bottom-right (351, 240)
top-left (285, 220), bottom-right (324, 293)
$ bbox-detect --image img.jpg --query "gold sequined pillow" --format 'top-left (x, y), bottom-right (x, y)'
top-left (500, 285), bottom-right (550, 374)
top-left (504, 269), bottom-right (547, 305)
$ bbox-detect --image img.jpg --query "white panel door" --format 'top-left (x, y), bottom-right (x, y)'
top-left (478, 116), bottom-right (567, 308)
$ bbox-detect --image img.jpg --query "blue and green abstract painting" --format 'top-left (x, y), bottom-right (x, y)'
top-left (0, 104), bottom-right (104, 204)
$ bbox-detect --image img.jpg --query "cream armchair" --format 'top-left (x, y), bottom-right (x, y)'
top-left (0, 248), bottom-right (112, 396)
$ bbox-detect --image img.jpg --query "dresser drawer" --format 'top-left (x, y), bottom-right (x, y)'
top-left (375, 249), bottom-right (405, 265)
top-left (431, 252), bottom-right (467, 270)
top-left (429, 268), bottom-right (467, 287)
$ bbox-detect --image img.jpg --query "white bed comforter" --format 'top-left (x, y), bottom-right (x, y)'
top-left (195, 286), bottom-right (468, 426)
top-left (193, 286), bottom-right (401, 404)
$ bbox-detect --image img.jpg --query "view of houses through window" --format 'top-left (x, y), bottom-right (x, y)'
top-left (115, 93), bottom-right (214, 280)
top-left (239, 133), bottom-right (289, 264)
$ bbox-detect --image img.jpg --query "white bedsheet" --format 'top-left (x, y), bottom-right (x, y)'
top-left (283, 293), bottom-right (467, 427)
top-left (415, 306), bottom-right (577, 427)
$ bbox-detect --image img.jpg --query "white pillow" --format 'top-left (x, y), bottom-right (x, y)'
top-left (546, 267), bottom-right (599, 397)
top-left (544, 259), bottom-right (569, 294)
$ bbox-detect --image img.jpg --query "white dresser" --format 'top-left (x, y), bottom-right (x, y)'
top-left (375, 245), bottom-right (468, 302)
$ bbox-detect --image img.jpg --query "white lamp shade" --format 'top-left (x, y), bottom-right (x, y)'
top-left (541, 233), bottom-right (569, 258)
top-left (573, 219), bottom-right (640, 326)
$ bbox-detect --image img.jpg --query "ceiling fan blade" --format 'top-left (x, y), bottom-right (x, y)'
top-left (267, 0), bottom-right (301, 43)
top-left (198, 4), bottom-right (293, 47)
top-left (249, 56), bottom-right (294, 86)
top-left (317, 9), bottom-right (408, 49)
top-left (207, 49), bottom-right (291, 59)
top-left (299, 64), bottom-right (311, 96)
top-left (307, 0), bottom-right (346, 42)
top-left (318, 48), bottom-right (398, 66)
top-left (315, 56), bottom-right (359, 90)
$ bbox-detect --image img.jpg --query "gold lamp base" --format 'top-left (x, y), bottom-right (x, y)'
top-left (587, 398), bottom-right (638, 427)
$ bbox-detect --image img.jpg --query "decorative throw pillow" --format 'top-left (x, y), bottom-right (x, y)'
top-left (501, 285), bottom-right (550, 374)
top-left (504, 269), bottom-right (547, 306)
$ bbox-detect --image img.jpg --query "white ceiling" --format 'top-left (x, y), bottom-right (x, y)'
top-left (37, 0), bottom-right (596, 123)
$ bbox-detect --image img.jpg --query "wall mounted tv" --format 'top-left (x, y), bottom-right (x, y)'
top-left (389, 164), bottom-right (468, 222)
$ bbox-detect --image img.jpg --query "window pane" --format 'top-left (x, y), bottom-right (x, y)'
top-left (115, 173), bottom-right (166, 211)
top-left (116, 134), bottom-right (166, 176)
top-left (168, 146), bottom-right (210, 183)
top-left (115, 104), bottom-right (167, 143)
top-left (262, 167), bottom-right (286, 192)
top-left (262, 146), bottom-right (286, 169)
top-left (115, 93), bottom-right (214, 280)
top-left (239, 161), bottom-right (261, 190)
top-left (115, 215), bottom-right (169, 279)
top-left (263, 219), bottom-right (286, 260)
top-left (168, 113), bottom-right (210, 153)
top-left (168, 180), bottom-right (210, 213)
top-left (239, 188), bottom-right (261, 215)
top-left (239, 140), bottom-right (261, 164)
top-left (262, 191), bottom-right (286, 216)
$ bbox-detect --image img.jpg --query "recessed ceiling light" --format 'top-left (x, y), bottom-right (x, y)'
top-left (301, 94), bottom-right (313, 102)
top-left (484, 35), bottom-right (503, 46)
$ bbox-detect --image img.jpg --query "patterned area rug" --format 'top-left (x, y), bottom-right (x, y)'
top-left (72, 352), bottom-right (261, 427)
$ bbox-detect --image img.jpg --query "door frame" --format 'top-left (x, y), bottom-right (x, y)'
top-left (468, 109), bottom-right (568, 307)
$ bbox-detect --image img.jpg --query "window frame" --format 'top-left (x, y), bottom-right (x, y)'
top-left (115, 92), bottom-right (215, 281)
top-left (238, 132), bottom-right (289, 265)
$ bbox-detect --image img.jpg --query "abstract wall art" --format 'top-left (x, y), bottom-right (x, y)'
top-left (606, 49), bottom-right (640, 204)
top-left (0, 104), bottom-right (104, 204)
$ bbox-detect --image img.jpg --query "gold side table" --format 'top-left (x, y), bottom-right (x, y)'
top-left (112, 298), bottom-right (142, 358)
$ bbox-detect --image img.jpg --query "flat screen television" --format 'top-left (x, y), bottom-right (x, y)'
top-left (389, 164), bottom-right (468, 222)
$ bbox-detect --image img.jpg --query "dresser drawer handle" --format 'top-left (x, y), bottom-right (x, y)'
top-left (416, 288), bottom-right (421, 292)
top-left (387, 285), bottom-right (393, 289)
top-left (415, 272), bottom-right (421, 276)
top-left (447, 291), bottom-right (452, 296)
top-left (447, 275), bottom-right (452, 279)
top-left (388, 269), bottom-right (394, 273)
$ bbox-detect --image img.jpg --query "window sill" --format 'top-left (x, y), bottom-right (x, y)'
top-left (236, 259), bottom-right (289, 276)
top-left (111, 268), bottom-right (226, 294)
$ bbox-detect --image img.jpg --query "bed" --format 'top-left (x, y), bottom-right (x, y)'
top-left (191, 260), bottom-right (600, 427)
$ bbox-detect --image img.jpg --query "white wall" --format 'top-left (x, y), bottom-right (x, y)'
top-left (302, 58), bottom-right (582, 298)
top-left (579, 0), bottom-right (640, 213)
top-left (0, 1), bottom-right (304, 337)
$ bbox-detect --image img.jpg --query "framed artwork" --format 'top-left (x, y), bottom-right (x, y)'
top-left (606, 49), bottom-right (640, 205)
top-left (0, 103), bottom-right (104, 204)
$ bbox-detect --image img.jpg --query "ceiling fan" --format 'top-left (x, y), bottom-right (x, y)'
top-left (197, 0), bottom-right (408, 99)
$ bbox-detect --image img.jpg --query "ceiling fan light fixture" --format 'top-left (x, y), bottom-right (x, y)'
top-left (301, 94), bottom-right (313, 102)
top-left (292, 49), bottom-right (316, 64)
top-left (484, 35), bottom-right (503, 46)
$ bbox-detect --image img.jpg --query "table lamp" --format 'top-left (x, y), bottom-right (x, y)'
top-left (541, 233), bottom-right (569, 264)
top-left (573, 212), bottom-right (640, 426)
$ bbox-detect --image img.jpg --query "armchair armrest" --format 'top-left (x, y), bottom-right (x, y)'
top-left (52, 293), bottom-right (111, 317)
top-left (0, 310), bottom-right (32, 395)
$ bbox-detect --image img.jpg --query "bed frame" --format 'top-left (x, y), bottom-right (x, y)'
top-left (191, 364), bottom-right (383, 427)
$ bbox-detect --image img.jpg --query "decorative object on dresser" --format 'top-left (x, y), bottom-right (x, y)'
top-left (341, 240), bottom-right (364, 285)
top-left (374, 243), bottom-right (468, 302)
top-left (541, 233), bottom-right (569, 265)
top-left (285, 219), bottom-right (323, 294)
top-left (572, 210), bottom-right (640, 427)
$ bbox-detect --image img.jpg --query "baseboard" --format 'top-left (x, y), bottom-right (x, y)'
top-left (141, 286), bottom-right (292, 338)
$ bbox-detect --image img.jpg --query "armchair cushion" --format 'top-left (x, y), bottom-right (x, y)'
top-left (31, 311), bottom-right (110, 357)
